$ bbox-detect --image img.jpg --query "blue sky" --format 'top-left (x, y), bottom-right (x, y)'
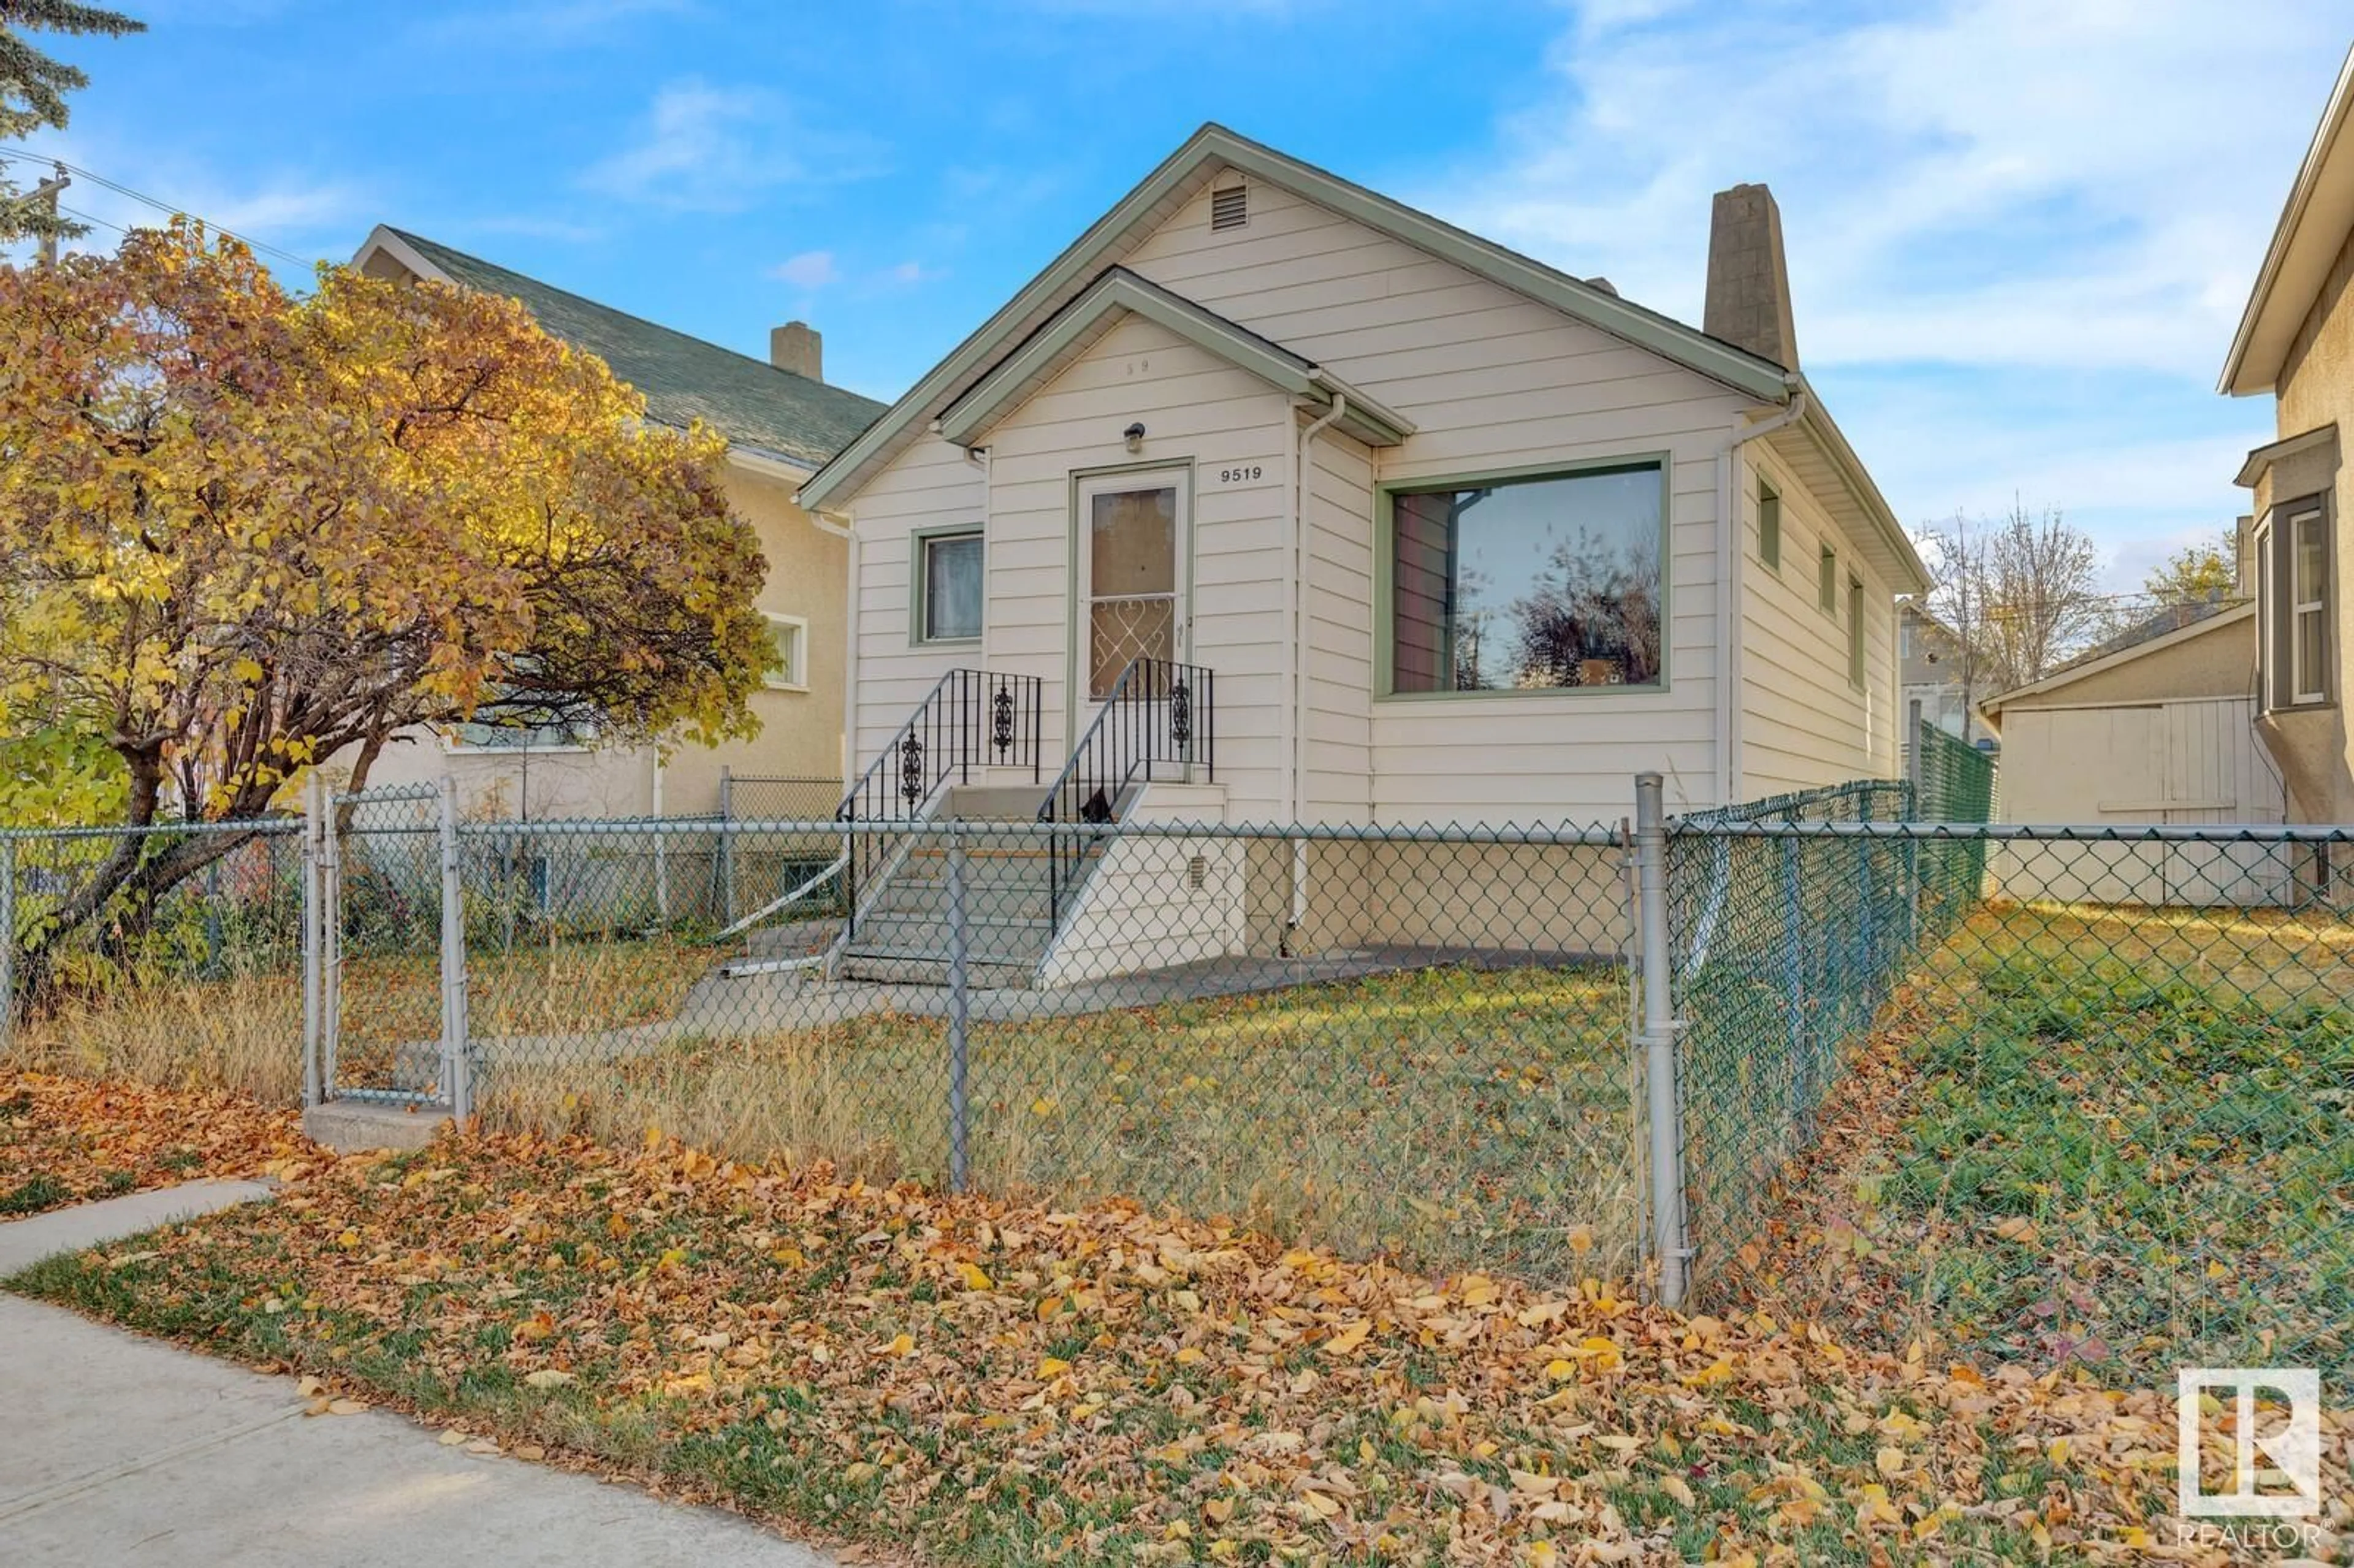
top-left (17, 0), bottom-right (2352, 590)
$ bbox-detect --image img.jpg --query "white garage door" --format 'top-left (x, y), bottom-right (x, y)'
top-left (1992, 697), bottom-right (2287, 906)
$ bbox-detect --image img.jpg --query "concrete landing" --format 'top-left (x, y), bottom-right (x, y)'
top-left (302, 1098), bottom-right (452, 1153)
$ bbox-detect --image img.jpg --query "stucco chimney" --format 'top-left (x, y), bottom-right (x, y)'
top-left (1703, 183), bottom-right (1799, 371)
top-left (769, 320), bottom-right (822, 380)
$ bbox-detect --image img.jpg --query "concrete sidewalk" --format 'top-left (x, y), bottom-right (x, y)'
top-left (0, 1186), bottom-right (836, 1567)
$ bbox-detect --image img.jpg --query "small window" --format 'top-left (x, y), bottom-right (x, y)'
top-left (762, 613), bottom-right (808, 690)
top-left (1847, 575), bottom-right (1866, 688)
top-left (1818, 544), bottom-right (1838, 615)
top-left (916, 528), bottom-right (983, 644)
top-left (2291, 506), bottom-right (2329, 704)
top-left (1757, 479), bottom-right (1780, 570)
top-left (1388, 462), bottom-right (1664, 693)
top-left (1210, 181), bottom-right (1247, 232)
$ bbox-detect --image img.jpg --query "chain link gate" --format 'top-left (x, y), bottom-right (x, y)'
top-left (303, 775), bottom-right (471, 1118)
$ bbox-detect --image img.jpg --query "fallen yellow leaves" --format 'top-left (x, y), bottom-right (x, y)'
top-left (0, 1070), bottom-right (317, 1217)
top-left (17, 1113), bottom-right (2348, 1567)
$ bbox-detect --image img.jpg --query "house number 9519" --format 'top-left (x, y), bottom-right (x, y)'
top-left (1217, 465), bottom-right (1263, 483)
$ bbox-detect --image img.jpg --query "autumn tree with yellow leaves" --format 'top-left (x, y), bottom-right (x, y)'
top-left (0, 220), bottom-right (775, 984)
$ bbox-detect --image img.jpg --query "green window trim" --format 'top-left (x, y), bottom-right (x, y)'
top-left (1373, 452), bottom-right (1673, 701)
top-left (1758, 478), bottom-right (1781, 571)
top-left (1818, 543), bottom-right (1838, 616)
top-left (909, 524), bottom-right (985, 647)
top-left (1846, 574), bottom-right (1866, 690)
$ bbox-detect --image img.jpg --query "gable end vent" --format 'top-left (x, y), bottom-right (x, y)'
top-left (1209, 182), bottom-right (1247, 232)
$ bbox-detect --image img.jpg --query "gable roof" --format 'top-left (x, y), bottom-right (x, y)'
top-left (938, 267), bottom-right (1415, 449)
top-left (1979, 599), bottom-right (2252, 715)
top-left (798, 122), bottom-right (1799, 513)
top-left (355, 226), bottom-right (886, 470)
top-left (2220, 42), bottom-right (2354, 397)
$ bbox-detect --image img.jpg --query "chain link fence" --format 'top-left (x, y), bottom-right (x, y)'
top-left (0, 820), bottom-right (303, 1103)
top-left (356, 812), bottom-right (1649, 1287)
top-left (8, 741), bottom-right (2352, 1379)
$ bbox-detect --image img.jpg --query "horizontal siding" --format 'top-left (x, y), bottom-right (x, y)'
top-left (987, 314), bottom-right (1290, 813)
top-left (1123, 175), bottom-right (1751, 825)
top-left (844, 169), bottom-right (1779, 828)
top-left (1738, 443), bottom-right (1899, 798)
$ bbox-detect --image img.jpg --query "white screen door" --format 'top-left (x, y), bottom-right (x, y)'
top-left (1078, 470), bottom-right (1187, 699)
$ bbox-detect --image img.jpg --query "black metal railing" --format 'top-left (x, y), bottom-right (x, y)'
top-left (1036, 658), bottom-right (1214, 932)
top-left (836, 669), bottom-right (1043, 936)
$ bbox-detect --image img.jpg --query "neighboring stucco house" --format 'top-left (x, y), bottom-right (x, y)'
top-left (791, 124), bottom-right (1926, 983)
top-left (1898, 603), bottom-right (1976, 745)
top-left (2220, 42), bottom-right (2354, 833)
top-left (1978, 599), bottom-right (2285, 904)
top-left (344, 227), bottom-right (886, 821)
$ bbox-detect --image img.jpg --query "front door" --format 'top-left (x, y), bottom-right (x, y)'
top-left (1077, 469), bottom-right (1187, 700)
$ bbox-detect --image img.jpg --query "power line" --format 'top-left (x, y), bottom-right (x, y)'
top-left (0, 149), bottom-right (319, 268)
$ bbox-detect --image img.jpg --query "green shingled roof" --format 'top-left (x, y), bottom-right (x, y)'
top-left (384, 228), bottom-right (886, 470)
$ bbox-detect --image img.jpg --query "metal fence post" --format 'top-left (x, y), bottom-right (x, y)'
top-left (945, 827), bottom-right (971, 1193)
top-left (1632, 773), bottom-right (1689, 1309)
top-left (438, 777), bottom-right (472, 1119)
top-left (1780, 831), bottom-right (1807, 1128)
top-left (321, 786), bottom-right (344, 1097)
top-left (718, 766), bottom-right (736, 927)
top-left (0, 839), bottom-right (15, 1056)
top-left (300, 774), bottom-right (325, 1108)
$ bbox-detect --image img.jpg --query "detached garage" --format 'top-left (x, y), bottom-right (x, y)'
top-left (1979, 603), bottom-right (2290, 905)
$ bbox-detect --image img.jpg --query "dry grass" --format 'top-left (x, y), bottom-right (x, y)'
top-left (4, 967), bottom-right (303, 1106)
top-left (475, 965), bottom-right (1644, 1287)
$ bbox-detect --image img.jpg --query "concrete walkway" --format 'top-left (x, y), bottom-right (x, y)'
top-left (0, 1186), bottom-right (836, 1567)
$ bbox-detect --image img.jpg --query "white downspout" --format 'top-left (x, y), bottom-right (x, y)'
top-left (1712, 387), bottom-right (1807, 807)
top-left (1287, 389), bottom-right (1348, 943)
top-left (812, 503), bottom-right (858, 782)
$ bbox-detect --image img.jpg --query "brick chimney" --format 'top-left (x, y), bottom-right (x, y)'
top-left (1703, 183), bottom-right (1799, 371)
top-left (769, 321), bottom-right (821, 380)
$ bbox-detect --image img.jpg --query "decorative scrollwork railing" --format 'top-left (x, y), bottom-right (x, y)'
top-left (835, 669), bottom-right (1042, 937)
top-left (1035, 657), bottom-right (1214, 932)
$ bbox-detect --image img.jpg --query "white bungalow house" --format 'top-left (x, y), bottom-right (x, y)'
top-left (793, 125), bottom-right (1927, 985)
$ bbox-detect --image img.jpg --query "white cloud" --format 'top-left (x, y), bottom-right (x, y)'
top-left (882, 259), bottom-right (939, 285)
top-left (769, 249), bottom-right (839, 288)
top-left (581, 79), bottom-right (882, 212)
top-left (1420, 1), bottom-right (2347, 584)
top-left (4, 131), bottom-right (365, 264)
top-left (1435, 0), bottom-right (2347, 379)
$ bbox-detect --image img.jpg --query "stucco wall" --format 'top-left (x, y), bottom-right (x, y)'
top-left (2269, 221), bottom-right (2354, 821)
top-left (348, 462), bottom-right (846, 821)
top-left (1994, 614), bottom-right (2255, 715)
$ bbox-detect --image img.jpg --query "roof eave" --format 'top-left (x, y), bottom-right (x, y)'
top-left (936, 268), bottom-right (1414, 451)
top-left (1792, 386), bottom-right (1931, 595)
top-left (351, 224), bottom-right (452, 283)
top-left (2219, 42), bottom-right (2354, 397)
top-left (1979, 601), bottom-right (2255, 713)
top-left (801, 121), bottom-right (1791, 511)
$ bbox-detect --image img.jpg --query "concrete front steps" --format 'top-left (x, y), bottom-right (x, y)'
top-left (837, 786), bottom-right (1083, 988)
